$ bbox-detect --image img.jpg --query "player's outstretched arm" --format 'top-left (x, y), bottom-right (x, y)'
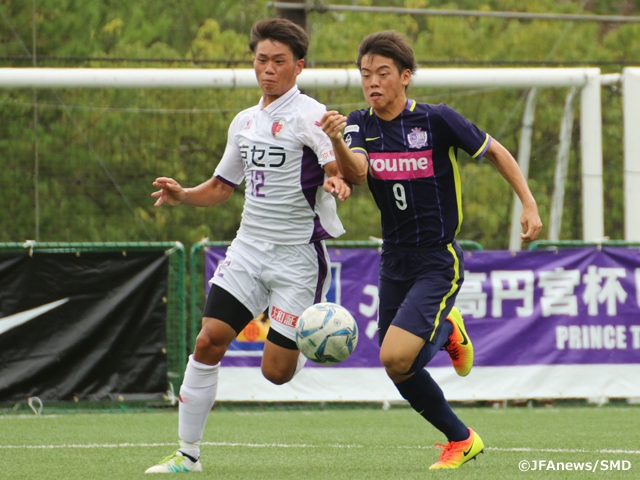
top-left (483, 139), bottom-right (543, 243)
top-left (152, 176), bottom-right (233, 207)
top-left (321, 111), bottom-right (368, 185)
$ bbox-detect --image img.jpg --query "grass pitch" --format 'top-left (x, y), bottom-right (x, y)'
top-left (1, 405), bottom-right (638, 479)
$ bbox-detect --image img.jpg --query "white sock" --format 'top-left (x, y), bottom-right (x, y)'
top-left (178, 355), bottom-right (219, 458)
top-left (293, 353), bottom-right (307, 378)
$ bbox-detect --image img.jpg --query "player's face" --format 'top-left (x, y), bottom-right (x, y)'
top-left (253, 39), bottom-right (304, 106)
top-left (360, 54), bottom-right (412, 119)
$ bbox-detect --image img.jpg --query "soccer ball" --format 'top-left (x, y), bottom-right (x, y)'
top-left (295, 302), bottom-right (358, 365)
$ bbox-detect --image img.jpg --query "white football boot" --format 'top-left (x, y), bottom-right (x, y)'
top-left (145, 451), bottom-right (202, 473)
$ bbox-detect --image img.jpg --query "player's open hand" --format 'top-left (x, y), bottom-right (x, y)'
top-left (321, 111), bottom-right (347, 141)
top-left (151, 177), bottom-right (186, 207)
top-left (520, 204), bottom-right (543, 243)
top-left (324, 176), bottom-right (352, 202)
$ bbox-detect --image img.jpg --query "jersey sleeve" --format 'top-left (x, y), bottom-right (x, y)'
top-left (437, 105), bottom-right (491, 159)
top-left (299, 102), bottom-right (336, 167)
top-left (344, 110), bottom-right (368, 159)
top-left (213, 114), bottom-right (245, 187)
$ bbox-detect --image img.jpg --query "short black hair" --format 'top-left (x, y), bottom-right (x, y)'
top-left (357, 31), bottom-right (417, 75)
top-left (249, 18), bottom-right (309, 61)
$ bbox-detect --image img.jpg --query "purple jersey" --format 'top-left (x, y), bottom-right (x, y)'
top-left (345, 100), bottom-right (491, 249)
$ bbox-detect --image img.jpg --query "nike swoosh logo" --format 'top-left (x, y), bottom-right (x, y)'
top-left (0, 298), bottom-right (70, 336)
top-left (463, 438), bottom-right (475, 456)
top-left (365, 137), bottom-right (380, 141)
top-left (459, 326), bottom-right (470, 346)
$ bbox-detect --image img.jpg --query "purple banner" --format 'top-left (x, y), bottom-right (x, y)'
top-left (204, 246), bottom-right (640, 368)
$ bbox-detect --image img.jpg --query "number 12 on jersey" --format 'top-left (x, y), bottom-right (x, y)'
top-left (249, 170), bottom-right (265, 197)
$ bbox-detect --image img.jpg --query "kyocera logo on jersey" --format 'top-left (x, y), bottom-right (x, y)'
top-left (272, 119), bottom-right (286, 138)
top-left (369, 150), bottom-right (434, 180)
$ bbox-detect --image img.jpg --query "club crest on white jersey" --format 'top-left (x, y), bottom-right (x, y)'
top-left (272, 119), bottom-right (286, 138)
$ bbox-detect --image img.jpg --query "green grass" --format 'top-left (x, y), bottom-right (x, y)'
top-left (1, 405), bottom-right (639, 479)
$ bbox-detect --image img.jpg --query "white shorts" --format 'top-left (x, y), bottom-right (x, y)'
top-left (209, 235), bottom-right (331, 341)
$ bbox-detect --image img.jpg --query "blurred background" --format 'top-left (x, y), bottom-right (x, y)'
top-left (2, 0), bottom-right (639, 249)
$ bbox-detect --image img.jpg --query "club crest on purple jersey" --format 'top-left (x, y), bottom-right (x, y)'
top-left (407, 127), bottom-right (428, 149)
top-left (272, 119), bottom-right (286, 138)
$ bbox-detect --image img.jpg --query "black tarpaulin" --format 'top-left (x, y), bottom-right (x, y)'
top-left (0, 251), bottom-right (168, 402)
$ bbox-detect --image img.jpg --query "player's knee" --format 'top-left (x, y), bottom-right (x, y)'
top-left (261, 364), bottom-right (294, 385)
top-left (379, 348), bottom-right (413, 376)
top-left (194, 329), bottom-right (227, 364)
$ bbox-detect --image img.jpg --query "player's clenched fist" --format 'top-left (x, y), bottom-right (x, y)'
top-left (151, 177), bottom-right (187, 206)
top-left (321, 110), bottom-right (348, 140)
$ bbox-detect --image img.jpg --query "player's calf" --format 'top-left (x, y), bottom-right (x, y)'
top-left (261, 334), bottom-right (304, 385)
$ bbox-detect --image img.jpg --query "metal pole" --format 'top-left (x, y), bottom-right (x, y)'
top-left (509, 88), bottom-right (537, 251)
top-left (268, 2), bottom-right (640, 23)
top-left (32, 0), bottom-right (39, 241)
top-left (275, 0), bottom-right (307, 31)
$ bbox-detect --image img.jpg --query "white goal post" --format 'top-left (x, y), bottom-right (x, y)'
top-left (0, 66), bottom-right (615, 241)
top-left (623, 68), bottom-right (640, 242)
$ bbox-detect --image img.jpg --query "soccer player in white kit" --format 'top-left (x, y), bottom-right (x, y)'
top-left (146, 18), bottom-right (351, 474)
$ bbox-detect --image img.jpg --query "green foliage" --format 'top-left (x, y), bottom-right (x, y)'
top-left (188, 19), bottom-right (252, 61)
top-left (0, 0), bottom-right (636, 249)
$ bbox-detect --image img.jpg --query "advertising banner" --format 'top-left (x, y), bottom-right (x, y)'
top-left (454, 247), bottom-right (640, 367)
top-left (204, 245), bottom-right (640, 401)
top-left (206, 245), bottom-right (640, 368)
top-left (0, 251), bottom-right (169, 402)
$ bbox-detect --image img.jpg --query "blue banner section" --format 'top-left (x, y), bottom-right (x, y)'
top-left (204, 246), bottom-right (640, 368)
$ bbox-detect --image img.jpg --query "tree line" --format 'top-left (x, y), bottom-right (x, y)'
top-left (1, 0), bottom-right (638, 249)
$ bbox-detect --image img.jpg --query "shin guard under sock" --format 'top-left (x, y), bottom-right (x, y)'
top-left (178, 355), bottom-right (219, 457)
top-left (395, 368), bottom-right (468, 442)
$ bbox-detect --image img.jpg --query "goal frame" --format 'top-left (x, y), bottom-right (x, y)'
top-left (0, 66), bottom-right (611, 241)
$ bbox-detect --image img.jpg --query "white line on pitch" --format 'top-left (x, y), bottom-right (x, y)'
top-left (0, 441), bottom-right (639, 455)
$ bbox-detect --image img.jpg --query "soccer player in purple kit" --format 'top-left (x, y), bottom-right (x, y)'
top-left (321, 31), bottom-right (542, 469)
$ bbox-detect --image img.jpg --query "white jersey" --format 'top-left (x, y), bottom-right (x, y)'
top-left (214, 85), bottom-right (345, 245)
